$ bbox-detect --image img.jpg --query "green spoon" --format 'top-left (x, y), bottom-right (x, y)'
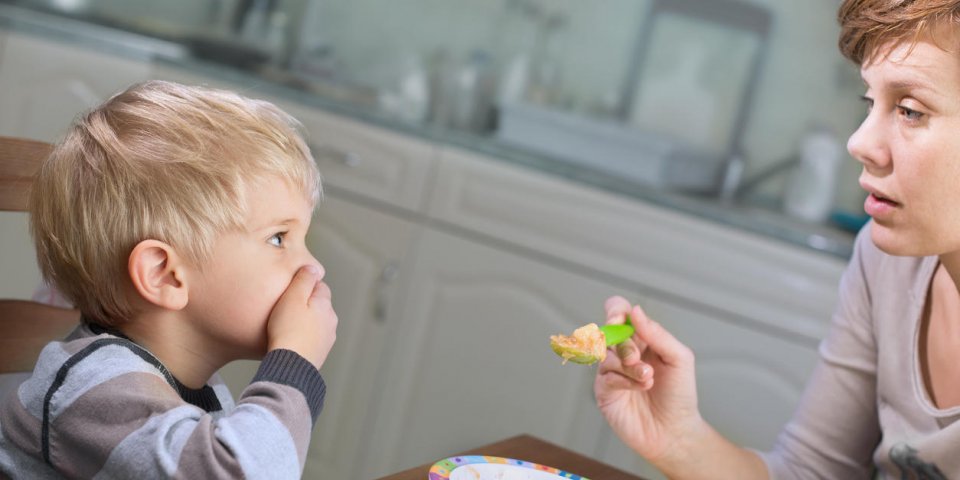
top-left (600, 314), bottom-right (635, 346)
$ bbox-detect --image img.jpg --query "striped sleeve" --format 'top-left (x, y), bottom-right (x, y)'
top-left (0, 339), bottom-right (325, 480)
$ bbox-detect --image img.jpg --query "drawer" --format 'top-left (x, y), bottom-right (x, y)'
top-left (281, 104), bottom-right (438, 213)
top-left (428, 146), bottom-right (847, 343)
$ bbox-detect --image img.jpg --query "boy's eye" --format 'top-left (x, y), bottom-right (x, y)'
top-left (860, 95), bottom-right (873, 112)
top-left (268, 232), bottom-right (286, 248)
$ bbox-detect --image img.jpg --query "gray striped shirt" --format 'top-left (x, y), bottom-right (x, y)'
top-left (0, 325), bottom-right (325, 479)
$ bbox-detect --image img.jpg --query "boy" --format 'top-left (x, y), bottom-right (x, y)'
top-left (0, 80), bottom-right (337, 479)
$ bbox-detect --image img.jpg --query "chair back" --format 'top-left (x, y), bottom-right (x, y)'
top-left (0, 136), bottom-right (79, 374)
top-left (0, 136), bottom-right (52, 212)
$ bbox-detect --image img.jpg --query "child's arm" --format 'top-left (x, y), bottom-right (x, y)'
top-left (1, 339), bottom-right (325, 479)
top-left (1, 268), bottom-right (337, 478)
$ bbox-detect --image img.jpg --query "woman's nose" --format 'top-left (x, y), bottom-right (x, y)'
top-left (846, 112), bottom-right (890, 171)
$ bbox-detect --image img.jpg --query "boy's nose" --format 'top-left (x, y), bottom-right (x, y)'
top-left (302, 252), bottom-right (324, 280)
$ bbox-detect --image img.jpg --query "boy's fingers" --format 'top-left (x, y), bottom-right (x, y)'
top-left (310, 281), bottom-right (331, 305)
top-left (282, 265), bottom-right (321, 303)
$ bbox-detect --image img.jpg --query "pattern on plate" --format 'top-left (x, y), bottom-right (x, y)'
top-left (428, 455), bottom-right (589, 479)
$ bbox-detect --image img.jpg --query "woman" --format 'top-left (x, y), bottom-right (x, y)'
top-left (596, 1), bottom-right (960, 478)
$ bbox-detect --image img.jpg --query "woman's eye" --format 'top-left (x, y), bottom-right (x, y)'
top-left (898, 105), bottom-right (923, 121)
top-left (268, 232), bottom-right (286, 248)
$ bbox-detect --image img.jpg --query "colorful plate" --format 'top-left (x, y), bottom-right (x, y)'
top-left (428, 455), bottom-right (590, 480)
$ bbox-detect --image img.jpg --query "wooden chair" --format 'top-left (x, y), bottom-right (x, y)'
top-left (0, 136), bottom-right (79, 375)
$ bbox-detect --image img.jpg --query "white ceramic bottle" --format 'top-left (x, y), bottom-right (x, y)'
top-left (783, 126), bottom-right (844, 223)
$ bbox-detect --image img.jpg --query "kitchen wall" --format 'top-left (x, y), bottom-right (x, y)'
top-left (305, 0), bottom-right (866, 213)
top-left (8, 0), bottom-right (869, 216)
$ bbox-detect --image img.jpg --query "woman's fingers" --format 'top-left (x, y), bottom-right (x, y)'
top-left (616, 338), bottom-right (643, 364)
top-left (631, 304), bottom-right (694, 369)
top-left (599, 344), bottom-right (654, 388)
top-left (605, 299), bottom-right (652, 367)
top-left (605, 295), bottom-right (632, 323)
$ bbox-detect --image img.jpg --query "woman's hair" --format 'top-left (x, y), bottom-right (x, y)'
top-left (30, 80), bottom-right (321, 326)
top-left (839, 0), bottom-right (960, 65)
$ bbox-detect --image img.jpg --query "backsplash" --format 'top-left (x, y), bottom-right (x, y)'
top-left (301, 0), bottom-right (866, 214)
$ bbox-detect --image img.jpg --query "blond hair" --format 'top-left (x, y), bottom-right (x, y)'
top-left (30, 80), bottom-right (321, 326)
top-left (839, 0), bottom-right (960, 65)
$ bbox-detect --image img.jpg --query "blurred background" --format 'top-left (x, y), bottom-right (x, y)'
top-left (0, 0), bottom-right (867, 246)
top-left (0, 1), bottom-right (866, 479)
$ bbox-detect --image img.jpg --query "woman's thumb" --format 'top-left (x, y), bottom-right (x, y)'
top-left (631, 305), bottom-right (692, 368)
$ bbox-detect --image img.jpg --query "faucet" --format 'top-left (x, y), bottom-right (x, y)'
top-left (719, 152), bottom-right (800, 204)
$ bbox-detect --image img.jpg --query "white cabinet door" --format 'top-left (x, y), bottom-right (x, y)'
top-left (361, 228), bottom-right (634, 479)
top-left (430, 146), bottom-right (847, 344)
top-left (0, 32), bottom-right (150, 141)
top-left (599, 295), bottom-right (820, 480)
top-left (219, 195), bottom-right (421, 479)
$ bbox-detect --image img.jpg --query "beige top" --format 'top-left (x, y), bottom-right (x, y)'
top-left (762, 222), bottom-right (958, 479)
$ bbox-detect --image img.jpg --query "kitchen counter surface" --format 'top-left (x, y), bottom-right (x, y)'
top-left (0, 3), bottom-right (857, 259)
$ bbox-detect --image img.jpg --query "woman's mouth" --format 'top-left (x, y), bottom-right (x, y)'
top-left (864, 192), bottom-right (900, 217)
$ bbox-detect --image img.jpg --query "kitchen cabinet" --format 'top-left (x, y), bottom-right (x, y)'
top-left (0, 27), bottom-right (849, 479)
top-left (427, 147), bottom-right (847, 345)
top-left (295, 197), bottom-right (420, 479)
top-left (0, 30), bottom-right (151, 141)
top-left (279, 101), bottom-right (438, 214)
top-left (360, 227), bottom-right (634, 479)
top-left (422, 146), bottom-right (846, 479)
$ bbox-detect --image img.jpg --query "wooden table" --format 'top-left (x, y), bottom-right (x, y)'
top-left (377, 434), bottom-right (648, 480)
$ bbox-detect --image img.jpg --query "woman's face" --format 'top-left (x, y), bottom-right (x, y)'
top-left (848, 37), bottom-right (960, 257)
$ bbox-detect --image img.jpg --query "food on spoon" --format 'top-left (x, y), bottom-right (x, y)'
top-left (550, 323), bottom-right (607, 365)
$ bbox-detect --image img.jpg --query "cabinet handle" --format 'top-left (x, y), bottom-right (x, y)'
top-left (374, 261), bottom-right (400, 322)
top-left (309, 142), bottom-right (362, 168)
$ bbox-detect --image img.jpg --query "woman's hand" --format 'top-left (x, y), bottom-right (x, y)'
top-left (594, 296), bottom-right (704, 466)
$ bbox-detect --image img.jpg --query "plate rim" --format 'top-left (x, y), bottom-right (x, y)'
top-left (427, 455), bottom-right (589, 480)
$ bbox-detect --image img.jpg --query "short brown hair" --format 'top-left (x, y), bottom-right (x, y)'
top-left (30, 80), bottom-right (321, 326)
top-left (838, 0), bottom-right (960, 65)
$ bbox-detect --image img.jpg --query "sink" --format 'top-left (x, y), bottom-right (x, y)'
top-left (180, 33), bottom-right (272, 69)
top-left (496, 102), bottom-right (730, 193)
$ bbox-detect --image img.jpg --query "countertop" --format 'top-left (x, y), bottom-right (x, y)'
top-left (0, 3), bottom-right (857, 259)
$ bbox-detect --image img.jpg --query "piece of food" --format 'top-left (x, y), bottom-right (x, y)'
top-left (550, 323), bottom-right (607, 365)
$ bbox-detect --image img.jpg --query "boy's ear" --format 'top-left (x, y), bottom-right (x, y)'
top-left (128, 240), bottom-right (189, 310)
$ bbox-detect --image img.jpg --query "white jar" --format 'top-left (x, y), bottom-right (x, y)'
top-left (783, 127), bottom-right (843, 223)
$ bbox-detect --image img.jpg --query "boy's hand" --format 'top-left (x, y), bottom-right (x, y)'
top-left (267, 265), bottom-right (338, 370)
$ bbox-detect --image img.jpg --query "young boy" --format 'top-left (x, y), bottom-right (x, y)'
top-left (0, 80), bottom-right (338, 479)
